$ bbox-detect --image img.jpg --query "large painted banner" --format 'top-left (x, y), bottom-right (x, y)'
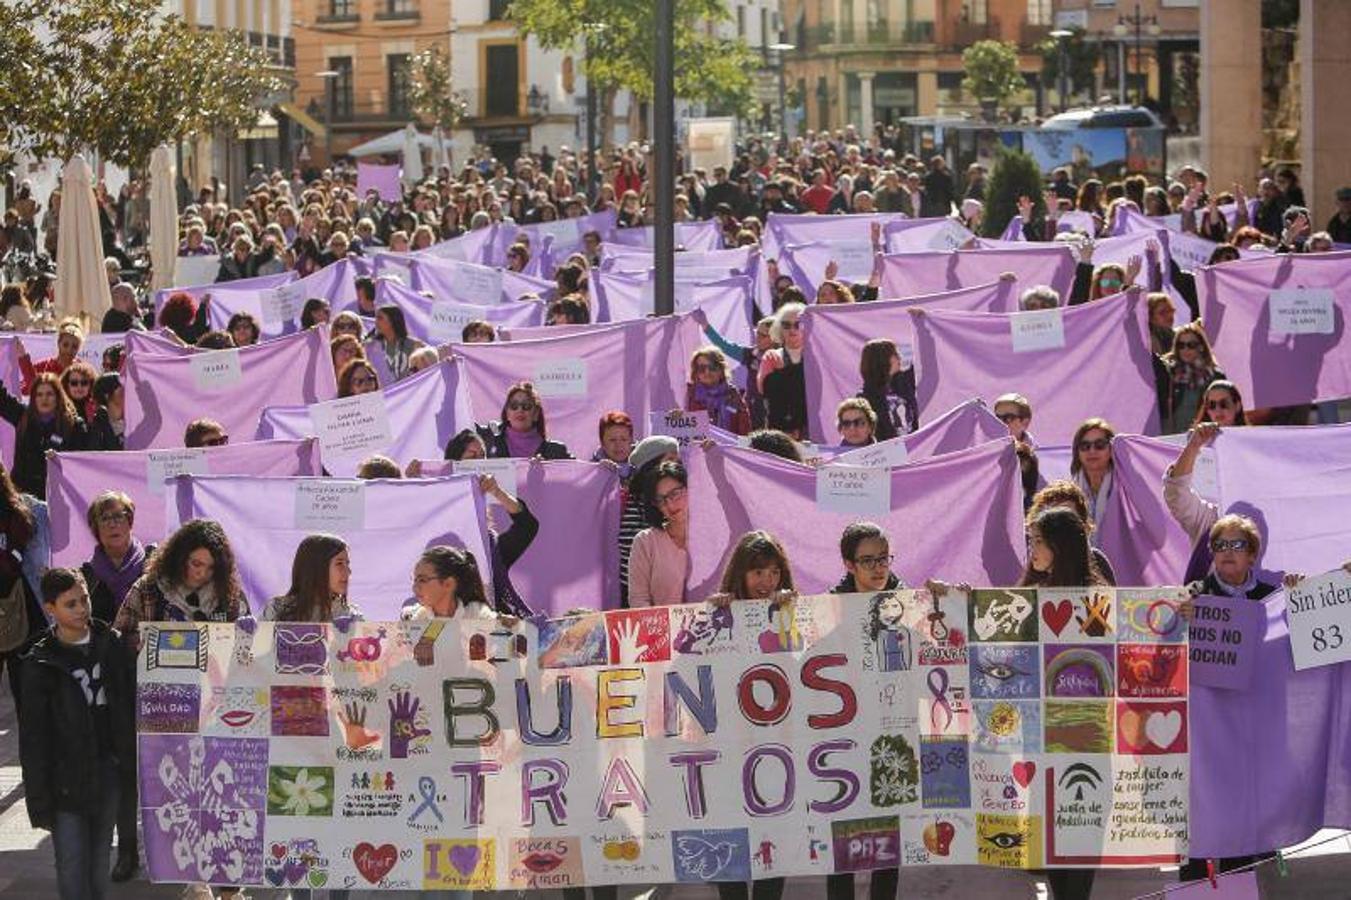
top-left (137, 589), bottom-right (1188, 890)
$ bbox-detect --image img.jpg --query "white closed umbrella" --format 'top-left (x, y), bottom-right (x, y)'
top-left (431, 125), bottom-right (448, 174)
top-left (149, 144), bottom-right (178, 292)
top-left (402, 123), bottom-right (424, 187)
top-left (54, 154), bottom-right (113, 329)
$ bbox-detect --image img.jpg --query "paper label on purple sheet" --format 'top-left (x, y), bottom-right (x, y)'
top-left (309, 392), bottom-right (393, 464)
top-left (1187, 595), bottom-right (1261, 690)
top-left (261, 283), bottom-right (303, 325)
top-left (532, 357), bottom-right (587, 397)
top-left (146, 448), bottom-right (210, 494)
top-left (175, 255), bottom-right (220, 287)
top-left (928, 220), bottom-right (974, 251)
top-left (448, 262), bottom-right (504, 304)
top-left (1009, 308), bottom-right (1066, 353)
top-left (815, 464), bottom-right (891, 516)
top-left (1268, 288), bottom-right (1335, 336)
top-left (189, 348), bottom-right (243, 390)
top-left (822, 239), bottom-right (876, 281)
top-left (1284, 568), bottom-right (1351, 671)
top-left (829, 438), bottom-right (909, 469)
top-left (293, 480), bottom-right (366, 531)
top-left (453, 457), bottom-right (518, 496)
top-left (648, 409), bottom-right (709, 447)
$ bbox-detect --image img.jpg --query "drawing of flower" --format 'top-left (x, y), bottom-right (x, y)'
top-left (869, 734), bottom-right (918, 806)
top-left (267, 765), bottom-right (334, 817)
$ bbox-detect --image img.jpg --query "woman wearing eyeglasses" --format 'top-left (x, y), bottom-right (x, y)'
top-left (475, 381), bottom-right (572, 460)
top-left (758, 302), bottom-right (808, 440)
top-left (1069, 417), bottom-right (1115, 542)
top-left (627, 461), bottom-right (690, 607)
top-left (337, 358), bottom-right (381, 398)
top-left (685, 347), bottom-right (752, 435)
top-left (1154, 323), bottom-right (1225, 435)
top-left (835, 398), bottom-right (877, 447)
top-left (857, 338), bottom-right (918, 441)
top-left (114, 519), bottom-right (247, 651)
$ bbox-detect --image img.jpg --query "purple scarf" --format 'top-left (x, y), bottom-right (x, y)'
top-left (89, 539), bottom-right (148, 608)
top-left (693, 381), bottom-right (738, 430)
top-left (505, 426), bottom-right (543, 458)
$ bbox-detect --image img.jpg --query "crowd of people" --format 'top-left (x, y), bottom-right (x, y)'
top-left (1, 129), bottom-right (1349, 900)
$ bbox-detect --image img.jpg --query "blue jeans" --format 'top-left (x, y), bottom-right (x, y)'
top-left (51, 761), bottom-right (119, 900)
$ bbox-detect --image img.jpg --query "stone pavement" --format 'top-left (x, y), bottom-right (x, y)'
top-left (2, 686), bottom-right (1347, 899)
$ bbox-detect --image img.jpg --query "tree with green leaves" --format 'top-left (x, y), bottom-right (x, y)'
top-left (407, 45), bottom-right (469, 133)
top-left (982, 147), bottom-right (1045, 239)
top-left (962, 40), bottom-right (1026, 122)
top-left (0, 0), bottom-right (288, 169)
top-left (1038, 29), bottom-right (1101, 108)
top-left (507, 0), bottom-right (757, 148)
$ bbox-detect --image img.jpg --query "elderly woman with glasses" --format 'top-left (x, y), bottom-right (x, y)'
top-left (758, 302), bottom-right (808, 439)
top-left (685, 347), bottom-right (751, 435)
top-left (835, 398), bottom-right (877, 447)
top-left (1154, 322), bottom-right (1225, 434)
top-left (475, 381), bottom-right (572, 460)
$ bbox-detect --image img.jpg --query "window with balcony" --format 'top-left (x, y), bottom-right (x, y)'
top-left (387, 53), bottom-right (411, 118)
top-left (489, 0), bottom-right (512, 19)
top-left (376, 0), bottom-right (418, 20)
top-left (485, 44), bottom-right (521, 117)
top-left (328, 57), bottom-right (354, 121)
top-left (322, 0), bottom-right (357, 21)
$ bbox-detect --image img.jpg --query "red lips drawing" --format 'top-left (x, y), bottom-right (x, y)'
top-left (520, 851), bottom-right (564, 873)
top-left (219, 709), bottom-right (256, 728)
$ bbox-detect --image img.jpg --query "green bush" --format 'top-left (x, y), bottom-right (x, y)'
top-left (982, 147), bottom-right (1045, 239)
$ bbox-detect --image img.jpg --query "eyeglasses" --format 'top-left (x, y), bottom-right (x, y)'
top-left (202, 435), bottom-right (229, 447)
top-left (98, 512), bottom-right (130, 526)
top-left (1206, 398), bottom-right (1234, 410)
top-left (996, 412), bottom-right (1026, 423)
top-left (1175, 340), bottom-right (1201, 350)
top-left (412, 574), bottom-right (444, 586)
top-left (838, 417), bottom-right (870, 429)
top-left (852, 554), bottom-right (894, 570)
top-left (654, 485), bottom-right (687, 507)
top-left (1210, 538), bottom-right (1251, 553)
top-left (507, 400), bottom-right (536, 412)
top-left (1077, 438), bottom-right (1111, 452)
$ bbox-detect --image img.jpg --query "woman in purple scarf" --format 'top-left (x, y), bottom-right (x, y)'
top-left (79, 490), bottom-right (153, 883)
top-left (684, 347), bottom-right (752, 435)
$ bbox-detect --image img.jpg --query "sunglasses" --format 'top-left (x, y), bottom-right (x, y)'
top-left (507, 400), bottom-right (536, 412)
top-left (1175, 340), bottom-right (1202, 350)
top-left (1210, 538), bottom-right (1251, 553)
top-left (996, 412), bottom-right (1026, 423)
top-left (838, 417), bottom-right (870, 429)
top-left (1098, 278), bottom-right (1123, 289)
top-left (1078, 438), bottom-right (1111, 452)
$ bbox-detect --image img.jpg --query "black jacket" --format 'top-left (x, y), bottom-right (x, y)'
top-left (99, 307), bottom-right (148, 334)
top-left (762, 355), bottom-right (807, 438)
top-left (0, 382), bottom-right (92, 498)
top-left (87, 407), bottom-right (124, 451)
top-left (19, 620), bottom-right (136, 828)
top-left (81, 543), bottom-right (155, 625)
top-left (859, 369), bottom-right (919, 442)
top-left (476, 422), bottom-right (572, 460)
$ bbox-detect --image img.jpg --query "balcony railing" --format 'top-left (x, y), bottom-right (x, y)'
top-left (802, 20), bottom-right (936, 50)
top-left (951, 18), bottom-right (1000, 46)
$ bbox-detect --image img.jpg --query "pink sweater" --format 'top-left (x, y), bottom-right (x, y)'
top-left (627, 526), bottom-right (690, 606)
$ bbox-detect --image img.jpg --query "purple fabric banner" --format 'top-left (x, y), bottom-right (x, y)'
top-left (912, 290), bottom-right (1160, 444)
top-left (293, 258), bottom-right (359, 308)
top-left (1189, 589), bottom-right (1351, 856)
top-left (1188, 595), bottom-right (1261, 690)
top-left (356, 163), bottom-right (402, 202)
top-left (880, 216), bottom-right (976, 252)
top-left (0, 338), bottom-right (23, 469)
top-left (124, 325), bottom-right (338, 450)
top-left (589, 270), bottom-right (755, 339)
top-left (19, 331), bottom-right (127, 370)
top-left (486, 210), bottom-right (617, 268)
top-left (152, 271), bottom-right (295, 317)
top-left (604, 220), bottom-right (724, 251)
top-left (1198, 251), bottom-right (1351, 408)
top-left (485, 459), bottom-right (621, 615)
top-left (409, 255), bottom-right (555, 304)
top-left (124, 328), bottom-right (194, 357)
top-left (372, 279), bottom-right (545, 343)
top-left (255, 360), bottom-right (473, 476)
top-left (812, 400), bottom-right (1008, 466)
top-left (601, 245), bottom-right (758, 276)
top-left (454, 315), bottom-right (703, 458)
top-left (45, 438), bottom-right (322, 567)
top-left (684, 439), bottom-right (1025, 598)
top-left (1094, 435), bottom-right (1195, 587)
top-left (168, 473), bottom-right (493, 620)
top-left (417, 224), bottom-right (500, 265)
top-left (801, 279), bottom-right (1020, 441)
top-left (880, 244), bottom-right (1076, 298)
top-left (761, 211), bottom-right (908, 260)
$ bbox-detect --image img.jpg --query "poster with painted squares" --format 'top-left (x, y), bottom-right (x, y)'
top-left (134, 589), bottom-right (1187, 891)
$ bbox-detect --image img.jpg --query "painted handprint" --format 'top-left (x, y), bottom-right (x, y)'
top-left (612, 618), bottom-right (652, 664)
top-left (388, 690), bottom-right (431, 758)
top-left (1075, 592), bottom-right (1113, 638)
top-left (336, 702), bottom-right (381, 751)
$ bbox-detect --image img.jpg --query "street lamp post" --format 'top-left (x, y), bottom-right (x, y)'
top-left (768, 40), bottom-right (795, 146)
top-left (653, 0), bottom-right (674, 317)
top-left (581, 22), bottom-right (608, 204)
top-left (1113, 2), bottom-right (1159, 106)
top-left (1049, 29), bottom-right (1072, 113)
top-left (315, 69), bottom-right (339, 165)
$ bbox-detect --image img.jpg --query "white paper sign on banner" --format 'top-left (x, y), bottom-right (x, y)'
top-left (1268, 288), bottom-right (1335, 336)
top-left (1284, 568), bottom-right (1351, 671)
top-left (260, 284), bottom-right (303, 325)
top-left (927, 220), bottom-right (975, 251)
top-left (146, 448), bottom-right (209, 494)
top-left (189, 349), bottom-right (242, 391)
top-left (647, 409), bottom-right (710, 447)
top-left (293, 480), bottom-right (366, 531)
top-left (532, 357), bottom-right (587, 397)
top-left (1010, 308), bottom-right (1067, 353)
top-left (535, 218), bottom-right (580, 245)
top-left (428, 302), bottom-right (477, 343)
top-left (1168, 232), bottom-right (1217, 273)
top-left (815, 464), bottom-right (891, 515)
top-left (174, 255), bottom-right (219, 287)
top-left (308, 392), bottom-right (393, 463)
top-left (452, 457), bottom-right (518, 497)
top-left (829, 437), bottom-right (910, 469)
top-left (822, 239), bottom-right (876, 282)
top-left (448, 263), bottom-right (505, 304)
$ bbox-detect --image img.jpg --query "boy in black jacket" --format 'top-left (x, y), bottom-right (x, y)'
top-left (19, 568), bottom-right (135, 900)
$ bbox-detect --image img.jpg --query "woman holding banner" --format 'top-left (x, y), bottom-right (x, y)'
top-left (759, 303), bottom-right (808, 440)
top-left (476, 382), bottom-right (572, 460)
top-left (1069, 418), bottom-right (1116, 543)
top-left (369, 304), bottom-right (426, 382)
top-left (857, 338), bottom-right (918, 441)
top-left (0, 371), bottom-right (92, 498)
top-left (1154, 323), bottom-right (1225, 435)
top-left (685, 348), bottom-right (752, 436)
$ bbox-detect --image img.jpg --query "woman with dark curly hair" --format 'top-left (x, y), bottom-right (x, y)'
top-left (112, 518), bottom-right (247, 651)
top-left (227, 311), bottom-right (261, 346)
